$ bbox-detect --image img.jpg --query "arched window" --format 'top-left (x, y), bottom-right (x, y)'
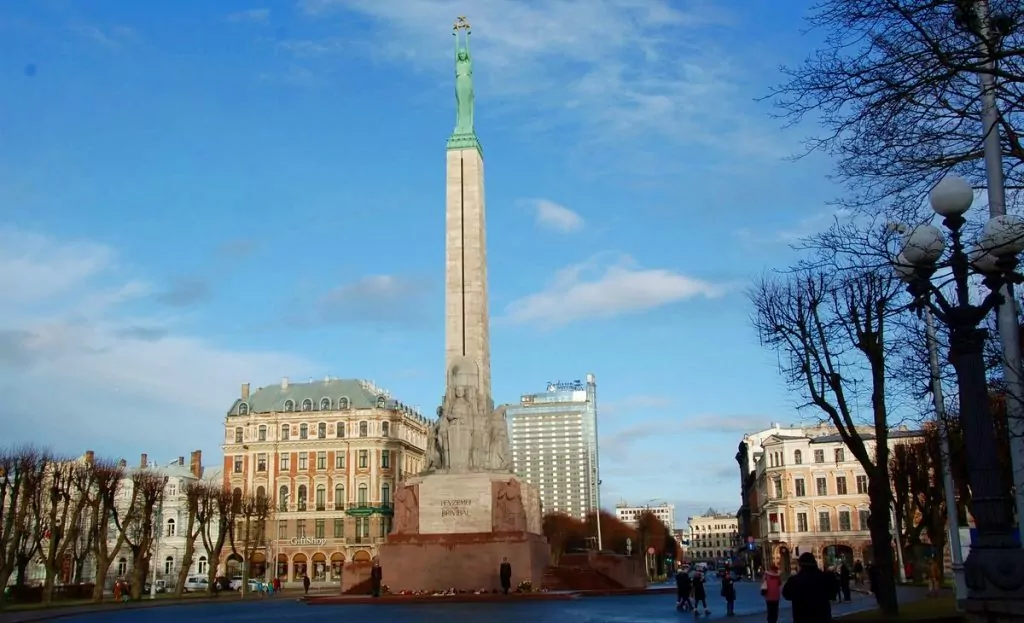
top-left (117, 557), bottom-right (128, 576)
top-left (794, 449), bottom-right (803, 465)
top-left (238, 402), bottom-right (249, 415)
top-left (381, 421), bottom-right (390, 437)
top-left (316, 485), bottom-right (326, 510)
top-left (258, 425), bottom-right (267, 441)
top-left (281, 424), bottom-right (290, 440)
top-left (234, 427), bottom-right (243, 444)
top-left (164, 555), bottom-right (174, 575)
top-left (232, 488), bottom-right (242, 513)
top-left (320, 398), bottom-right (331, 410)
top-left (359, 421), bottom-right (368, 437)
top-left (334, 484), bottom-right (345, 510)
top-left (339, 396), bottom-right (350, 410)
top-left (381, 483), bottom-right (391, 507)
top-left (299, 424), bottom-right (308, 439)
top-left (301, 398), bottom-right (313, 412)
top-left (278, 485), bottom-right (289, 511)
top-left (197, 556), bottom-right (208, 575)
top-left (336, 422), bottom-right (345, 438)
top-left (358, 484), bottom-right (368, 506)
top-left (284, 399), bottom-right (295, 412)
top-left (256, 485), bottom-right (266, 503)
top-left (298, 485), bottom-right (308, 511)
top-left (166, 518), bottom-right (176, 537)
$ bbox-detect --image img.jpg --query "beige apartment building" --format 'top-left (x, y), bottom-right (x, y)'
top-left (754, 427), bottom-right (923, 570)
top-left (222, 377), bottom-right (430, 585)
top-left (687, 511), bottom-right (739, 561)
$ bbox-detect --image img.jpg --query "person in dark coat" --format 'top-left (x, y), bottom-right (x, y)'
top-left (839, 562), bottom-right (852, 602)
top-left (782, 553), bottom-right (839, 623)
top-left (867, 562), bottom-right (879, 596)
top-left (720, 573), bottom-right (737, 616)
top-left (499, 557), bottom-right (512, 594)
top-left (302, 574), bottom-right (310, 596)
top-left (853, 560), bottom-right (864, 586)
top-left (692, 571), bottom-right (710, 616)
top-left (675, 569), bottom-right (692, 611)
top-left (370, 561), bottom-right (383, 597)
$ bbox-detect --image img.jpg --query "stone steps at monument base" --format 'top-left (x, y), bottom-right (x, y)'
top-left (541, 566), bottom-right (624, 592)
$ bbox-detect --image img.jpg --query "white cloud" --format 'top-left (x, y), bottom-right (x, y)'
top-left (226, 8), bottom-right (271, 24)
top-left (734, 208), bottom-right (854, 245)
top-left (287, 0), bottom-right (785, 159)
top-left (502, 253), bottom-right (729, 325)
top-left (70, 23), bottom-right (137, 49)
top-left (0, 226), bottom-right (316, 459)
top-left (531, 198), bottom-right (583, 233)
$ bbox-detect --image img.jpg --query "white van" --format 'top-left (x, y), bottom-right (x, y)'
top-left (182, 576), bottom-right (209, 592)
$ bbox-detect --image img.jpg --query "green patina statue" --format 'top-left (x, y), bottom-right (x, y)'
top-left (448, 16), bottom-right (480, 151)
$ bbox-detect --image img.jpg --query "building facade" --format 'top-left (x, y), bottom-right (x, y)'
top-left (615, 502), bottom-right (676, 530)
top-left (687, 511), bottom-right (739, 561)
top-left (222, 377), bottom-right (430, 585)
top-left (754, 427), bottom-right (924, 571)
top-left (506, 375), bottom-right (600, 520)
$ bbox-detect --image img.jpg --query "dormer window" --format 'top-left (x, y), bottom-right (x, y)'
top-left (320, 398), bottom-right (331, 411)
top-left (339, 396), bottom-right (350, 410)
top-left (238, 402), bottom-right (249, 415)
top-left (301, 399), bottom-right (313, 412)
top-left (376, 395), bottom-right (386, 408)
top-left (284, 399), bottom-right (295, 412)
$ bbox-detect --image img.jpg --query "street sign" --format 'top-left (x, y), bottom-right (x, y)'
top-left (647, 547), bottom-right (655, 555)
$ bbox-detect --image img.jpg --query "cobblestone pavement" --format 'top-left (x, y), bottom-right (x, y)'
top-left (41, 580), bottom-right (924, 623)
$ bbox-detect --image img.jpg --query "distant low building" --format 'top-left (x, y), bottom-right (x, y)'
top-left (688, 511), bottom-right (739, 561)
top-left (615, 502), bottom-right (675, 530)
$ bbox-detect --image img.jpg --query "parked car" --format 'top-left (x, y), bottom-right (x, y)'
top-left (182, 576), bottom-right (208, 593)
top-left (228, 577), bottom-right (244, 591)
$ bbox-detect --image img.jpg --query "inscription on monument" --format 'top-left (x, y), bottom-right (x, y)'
top-left (418, 474), bottom-right (493, 533)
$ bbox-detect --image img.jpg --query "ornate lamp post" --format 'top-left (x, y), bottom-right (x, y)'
top-left (893, 175), bottom-right (1024, 616)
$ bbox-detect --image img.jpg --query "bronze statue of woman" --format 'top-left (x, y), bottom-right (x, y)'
top-left (453, 22), bottom-right (474, 135)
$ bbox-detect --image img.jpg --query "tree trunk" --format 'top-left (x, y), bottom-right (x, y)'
top-left (0, 569), bottom-right (13, 611)
top-left (15, 555), bottom-right (30, 587)
top-left (129, 558), bottom-right (146, 600)
top-left (91, 564), bottom-right (109, 602)
top-left (206, 550), bottom-right (222, 595)
top-left (868, 471), bottom-right (899, 615)
top-left (41, 569), bottom-right (56, 604)
top-left (174, 535), bottom-right (196, 598)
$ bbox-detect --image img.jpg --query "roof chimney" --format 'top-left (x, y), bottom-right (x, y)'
top-left (281, 377), bottom-right (289, 389)
top-left (140, 453), bottom-right (148, 468)
top-left (178, 456), bottom-right (185, 466)
top-left (85, 450), bottom-right (95, 465)
top-left (190, 450), bottom-right (202, 479)
top-left (241, 383), bottom-right (250, 401)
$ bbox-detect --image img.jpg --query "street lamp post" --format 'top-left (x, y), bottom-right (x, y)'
top-left (893, 174), bottom-right (1024, 615)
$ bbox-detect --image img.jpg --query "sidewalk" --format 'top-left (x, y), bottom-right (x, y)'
top-left (0, 592), bottom-right (272, 623)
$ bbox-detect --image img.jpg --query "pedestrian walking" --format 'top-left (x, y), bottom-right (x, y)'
top-left (761, 564), bottom-right (782, 623)
top-left (675, 568), bottom-right (693, 611)
top-left (839, 562), bottom-right (852, 602)
top-left (692, 570), bottom-right (710, 617)
top-left (302, 573), bottom-right (310, 596)
top-left (928, 557), bottom-right (942, 597)
top-left (782, 553), bottom-right (839, 623)
top-left (721, 573), bottom-right (737, 616)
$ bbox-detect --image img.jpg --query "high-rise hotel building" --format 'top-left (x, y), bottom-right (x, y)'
top-left (506, 374), bottom-right (600, 519)
top-left (222, 377), bottom-right (430, 585)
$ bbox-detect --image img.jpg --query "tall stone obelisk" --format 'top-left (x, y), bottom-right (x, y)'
top-left (445, 15), bottom-right (492, 410)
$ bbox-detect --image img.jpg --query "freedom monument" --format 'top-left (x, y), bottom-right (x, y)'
top-left (375, 17), bottom-right (548, 593)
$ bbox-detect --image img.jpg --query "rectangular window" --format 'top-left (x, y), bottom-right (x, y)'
top-left (256, 454), bottom-right (267, 472)
top-left (335, 452), bottom-right (345, 470)
top-left (315, 519), bottom-right (325, 539)
top-left (816, 477), bottom-right (828, 496)
top-left (296, 519), bottom-right (306, 538)
top-left (856, 475), bottom-right (868, 494)
top-left (278, 520), bottom-right (287, 539)
top-left (773, 478), bottom-right (782, 499)
top-left (299, 425), bottom-right (308, 440)
top-left (818, 511), bottom-right (831, 532)
top-left (316, 487), bottom-right (326, 511)
top-left (258, 427), bottom-right (267, 441)
top-left (797, 512), bottom-right (808, 532)
top-left (234, 428), bottom-right (243, 444)
top-left (336, 422), bottom-right (345, 438)
top-left (381, 450), bottom-right (390, 469)
top-left (380, 516), bottom-right (389, 537)
top-left (836, 476), bottom-right (848, 495)
top-left (317, 451), bottom-right (327, 470)
top-left (834, 448), bottom-right (845, 463)
top-left (298, 453), bottom-right (308, 470)
top-left (839, 510), bottom-right (852, 531)
top-left (334, 518), bottom-right (344, 538)
top-left (359, 450), bottom-right (368, 469)
top-left (280, 454), bottom-right (290, 470)
top-left (360, 517), bottom-right (369, 537)
top-left (233, 456), bottom-right (243, 473)
top-left (318, 423), bottom-right (327, 439)
top-left (859, 509), bottom-right (871, 531)
top-left (814, 449), bottom-right (825, 463)
top-left (794, 479), bottom-right (806, 497)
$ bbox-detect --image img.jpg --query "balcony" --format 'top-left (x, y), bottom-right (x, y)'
top-left (334, 502), bottom-right (345, 511)
top-left (298, 501), bottom-right (307, 512)
top-left (278, 504), bottom-right (288, 512)
top-left (316, 504), bottom-right (326, 511)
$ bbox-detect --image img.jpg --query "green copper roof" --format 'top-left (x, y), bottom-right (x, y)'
top-left (226, 378), bottom-right (429, 422)
top-left (447, 131), bottom-right (482, 154)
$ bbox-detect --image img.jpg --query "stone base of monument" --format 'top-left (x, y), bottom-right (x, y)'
top-left (376, 472), bottom-right (549, 593)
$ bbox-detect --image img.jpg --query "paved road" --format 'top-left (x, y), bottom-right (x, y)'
top-left (45, 580), bottom-right (924, 623)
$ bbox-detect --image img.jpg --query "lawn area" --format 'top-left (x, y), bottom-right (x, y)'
top-left (840, 597), bottom-right (962, 622)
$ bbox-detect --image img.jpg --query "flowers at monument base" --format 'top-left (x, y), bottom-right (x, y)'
top-left (517, 580), bottom-right (533, 593)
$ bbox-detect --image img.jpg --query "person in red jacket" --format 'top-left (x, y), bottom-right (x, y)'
top-left (761, 564), bottom-right (783, 623)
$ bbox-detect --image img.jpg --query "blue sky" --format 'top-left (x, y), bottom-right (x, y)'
top-left (0, 0), bottom-right (846, 525)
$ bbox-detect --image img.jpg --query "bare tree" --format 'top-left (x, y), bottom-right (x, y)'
top-left (750, 267), bottom-right (904, 615)
top-left (37, 458), bottom-right (93, 603)
top-left (767, 0), bottom-right (1024, 211)
top-left (197, 484), bottom-right (234, 592)
top-left (0, 448), bottom-right (47, 609)
top-left (88, 460), bottom-right (127, 602)
top-left (172, 481), bottom-right (205, 598)
top-left (113, 470), bottom-right (164, 600)
top-left (11, 453), bottom-right (48, 588)
top-left (229, 491), bottom-right (271, 596)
